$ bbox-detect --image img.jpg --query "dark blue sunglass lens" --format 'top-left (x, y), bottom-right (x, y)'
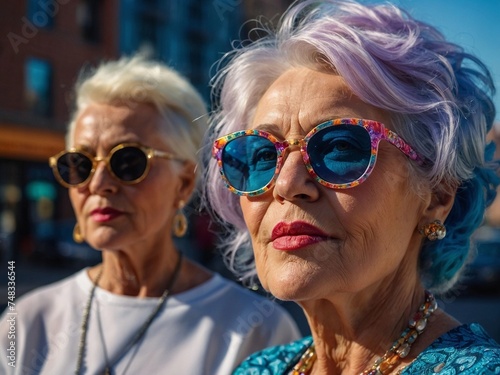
top-left (110, 147), bottom-right (148, 182)
top-left (222, 135), bottom-right (277, 192)
top-left (307, 125), bottom-right (371, 184)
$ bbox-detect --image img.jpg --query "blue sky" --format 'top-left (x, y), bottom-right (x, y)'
top-left (361, 0), bottom-right (500, 122)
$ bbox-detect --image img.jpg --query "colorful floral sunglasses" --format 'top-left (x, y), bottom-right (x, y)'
top-left (212, 118), bottom-right (423, 196)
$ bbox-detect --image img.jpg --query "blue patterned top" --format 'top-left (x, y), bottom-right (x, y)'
top-left (233, 324), bottom-right (500, 374)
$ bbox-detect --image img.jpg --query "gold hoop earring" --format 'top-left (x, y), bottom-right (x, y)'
top-left (73, 223), bottom-right (84, 243)
top-left (173, 200), bottom-right (188, 238)
top-left (419, 220), bottom-right (446, 241)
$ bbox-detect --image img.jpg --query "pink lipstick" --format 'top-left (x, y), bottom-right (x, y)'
top-left (271, 221), bottom-right (329, 251)
top-left (90, 207), bottom-right (124, 223)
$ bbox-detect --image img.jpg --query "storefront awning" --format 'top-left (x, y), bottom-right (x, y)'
top-left (0, 123), bottom-right (65, 162)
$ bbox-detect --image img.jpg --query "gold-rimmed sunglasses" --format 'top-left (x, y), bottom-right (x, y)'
top-left (49, 143), bottom-right (184, 188)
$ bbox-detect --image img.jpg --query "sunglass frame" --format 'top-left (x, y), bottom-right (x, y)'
top-left (212, 118), bottom-right (423, 196)
top-left (49, 142), bottom-right (182, 188)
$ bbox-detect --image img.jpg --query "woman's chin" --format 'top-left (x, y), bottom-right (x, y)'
top-left (264, 275), bottom-right (319, 302)
top-left (85, 232), bottom-right (125, 251)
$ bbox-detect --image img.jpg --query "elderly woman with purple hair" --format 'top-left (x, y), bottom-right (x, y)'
top-left (203, 0), bottom-right (500, 373)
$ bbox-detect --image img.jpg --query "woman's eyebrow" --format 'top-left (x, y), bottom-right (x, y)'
top-left (252, 123), bottom-right (282, 133)
top-left (252, 116), bottom-right (366, 134)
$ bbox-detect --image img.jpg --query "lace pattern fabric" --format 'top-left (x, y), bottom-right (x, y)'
top-left (233, 324), bottom-right (500, 375)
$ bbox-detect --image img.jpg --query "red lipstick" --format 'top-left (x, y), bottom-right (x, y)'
top-left (90, 207), bottom-right (124, 223)
top-left (271, 221), bottom-right (329, 251)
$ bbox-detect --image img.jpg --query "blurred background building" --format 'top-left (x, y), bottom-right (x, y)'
top-left (0, 0), bottom-right (294, 267)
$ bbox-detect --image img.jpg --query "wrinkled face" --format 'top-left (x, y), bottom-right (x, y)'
top-left (69, 102), bottom-right (194, 252)
top-left (240, 67), bottom-right (428, 301)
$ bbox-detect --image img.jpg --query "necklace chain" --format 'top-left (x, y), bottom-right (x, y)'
top-left (291, 291), bottom-right (437, 375)
top-left (75, 253), bottom-right (183, 375)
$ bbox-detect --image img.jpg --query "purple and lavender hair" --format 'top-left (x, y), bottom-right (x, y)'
top-left (202, 0), bottom-right (498, 293)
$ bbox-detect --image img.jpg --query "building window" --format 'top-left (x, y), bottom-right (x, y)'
top-left (27, 0), bottom-right (55, 29)
top-left (25, 58), bottom-right (53, 117)
top-left (77, 0), bottom-right (101, 43)
top-left (120, 0), bottom-right (170, 60)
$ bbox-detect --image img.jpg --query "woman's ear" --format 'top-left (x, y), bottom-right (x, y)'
top-left (421, 183), bottom-right (457, 224)
top-left (176, 160), bottom-right (197, 203)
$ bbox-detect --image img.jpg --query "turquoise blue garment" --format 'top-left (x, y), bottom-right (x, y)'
top-left (233, 324), bottom-right (500, 374)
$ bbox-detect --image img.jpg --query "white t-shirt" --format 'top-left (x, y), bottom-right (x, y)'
top-left (0, 269), bottom-right (301, 375)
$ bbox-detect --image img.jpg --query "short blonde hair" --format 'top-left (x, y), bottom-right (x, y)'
top-left (67, 53), bottom-right (207, 174)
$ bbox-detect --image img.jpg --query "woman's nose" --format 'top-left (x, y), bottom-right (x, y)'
top-left (87, 160), bottom-right (119, 195)
top-left (272, 149), bottom-right (320, 203)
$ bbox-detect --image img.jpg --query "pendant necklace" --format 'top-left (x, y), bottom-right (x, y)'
top-left (290, 290), bottom-right (437, 375)
top-left (75, 253), bottom-right (183, 375)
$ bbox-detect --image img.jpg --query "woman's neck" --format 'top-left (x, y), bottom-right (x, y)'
top-left (300, 281), bottom-right (459, 374)
top-left (88, 245), bottom-right (213, 298)
top-left (89, 245), bottom-right (180, 297)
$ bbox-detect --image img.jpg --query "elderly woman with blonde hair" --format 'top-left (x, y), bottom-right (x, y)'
top-left (0, 54), bottom-right (300, 375)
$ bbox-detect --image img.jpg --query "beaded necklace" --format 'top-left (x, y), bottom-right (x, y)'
top-left (75, 253), bottom-right (183, 375)
top-left (291, 291), bottom-right (437, 375)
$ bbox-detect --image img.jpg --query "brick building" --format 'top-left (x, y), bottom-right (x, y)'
top-left (0, 0), bottom-right (120, 262)
top-left (0, 0), bottom-right (292, 263)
